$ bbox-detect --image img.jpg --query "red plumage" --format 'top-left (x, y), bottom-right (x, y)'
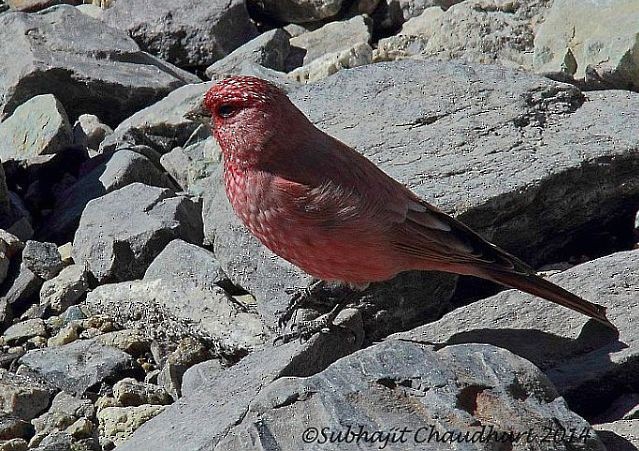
top-left (201, 76), bottom-right (616, 331)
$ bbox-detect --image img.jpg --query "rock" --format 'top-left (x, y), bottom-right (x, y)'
top-left (0, 369), bottom-right (54, 421)
top-left (18, 338), bottom-right (142, 395)
top-left (0, 95), bottom-right (72, 162)
top-left (85, 279), bottom-right (267, 353)
top-left (0, 439), bottom-right (28, 451)
top-left (533, 0), bottom-right (639, 91)
top-left (288, 41), bottom-right (374, 83)
top-left (21, 241), bottom-right (65, 281)
top-left (0, 5), bottom-right (199, 126)
top-left (39, 265), bottom-right (89, 314)
top-left (0, 244), bottom-right (9, 288)
top-left (31, 392), bottom-right (95, 438)
top-left (113, 378), bottom-right (172, 407)
top-left (180, 359), bottom-right (225, 398)
top-left (373, 6), bottom-right (443, 61)
top-left (46, 322), bottom-right (80, 347)
top-left (30, 431), bottom-right (98, 451)
top-left (120, 338), bottom-right (602, 450)
top-left (114, 326), bottom-right (361, 451)
top-left (204, 59), bottom-right (639, 338)
top-left (41, 149), bottom-right (176, 243)
top-left (289, 15), bottom-right (371, 66)
top-left (5, 0), bottom-right (75, 12)
top-left (64, 418), bottom-right (94, 440)
top-left (402, 0), bottom-right (551, 69)
top-left (0, 264), bottom-right (43, 323)
top-left (394, 250), bottom-right (639, 417)
top-left (102, 0), bottom-right (258, 69)
top-left (99, 82), bottom-right (214, 155)
top-left (95, 330), bottom-right (150, 356)
top-left (144, 239), bottom-right (229, 291)
top-left (3, 319), bottom-right (47, 345)
top-left (97, 405), bottom-right (166, 448)
top-left (72, 114), bottom-right (113, 150)
top-left (0, 232), bottom-right (21, 261)
top-left (594, 420), bottom-right (638, 451)
top-left (157, 337), bottom-right (211, 400)
top-left (205, 29), bottom-right (292, 80)
top-left (372, 0), bottom-right (461, 30)
top-left (72, 183), bottom-right (203, 283)
top-left (0, 413), bottom-right (32, 440)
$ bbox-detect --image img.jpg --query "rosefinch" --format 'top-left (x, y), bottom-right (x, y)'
top-left (188, 76), bottom-right (616, 335)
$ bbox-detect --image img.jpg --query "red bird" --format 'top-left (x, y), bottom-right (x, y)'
top-left (190, 75), bottom-right (616, 335)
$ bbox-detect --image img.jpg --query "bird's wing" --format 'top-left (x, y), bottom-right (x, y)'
top-left (387, 192), bottom-right (533, 273)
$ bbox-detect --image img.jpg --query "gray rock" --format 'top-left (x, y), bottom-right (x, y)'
top-left (289, 15), bottom-right (371, 66)
top-left (0, 95), bottom-right (72, 162)
top-left (97, 405), bottom-right (166, 448)
top-left (205, 29), bottom-right (292, 80)
top-left (0, 231), bottom-right (23, 261)
top-left (288, 41), bottom-right (374, 83)
top-left (112, 378), bottom-right (172, 407)
top-left (18, 338), bottom-right (142, 395)
top-left (72, 114), bottom-right (113, 150)
top-left (85, 279), bottom-right (267, 353)
top-left (0, 264), bottom-right (43, 324)
top-left (157, 337), bottom-right (211, 400)
top-left (121, 339), bottom-right (603, 450)
top-left (203, 59), bottom-right (639, 338)
top-left (0, 413), bottom-right (32, 440)
top-left (594, 420), bottom-right (638, 451)
top-left (21, 241), bottom-right (64, 281)
top-left (99, 82), bottom-right (214, 155)
top-left (394, 250), bottom-right (639, 417)
top-left (0, 369), bottom-right (54, 421)
top-left (180, 358), bottom-right (225, 398)
top-left (42, 149), bottom-right (177, 242)
top-left (3, 319), bottom-right (47, 345)
top-left (115, 327), bottom-right (362, 451)
top-left (31, 391), bottom-right (95, 438)
top-left (102, 0), bottom-right (258, 69)
top-left (72, 183), bottom-right (203, 283)
top-left (94, 330), bottom-right (150, 356)
top-left (39, 265), bottom-right (89, 314)
top-left (0, 5), bottom-right (199, 126)
top-left (250, 0), bottom-right (345, 23)
top-left (144, 239), bottom-right (229, 291)
top-left (0, 438), bottom-right (28, 451)
top-left (394, 0), bottom-right (552, 69)
top-left (31, 431), bottom-right (98, 451)
top-left (5, 0), bottom-right (75, 12)
top-left (533, 0), bottom-right (639, 91)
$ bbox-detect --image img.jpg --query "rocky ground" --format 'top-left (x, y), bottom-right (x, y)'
top-left (0, 0), bottom-right (638, 450)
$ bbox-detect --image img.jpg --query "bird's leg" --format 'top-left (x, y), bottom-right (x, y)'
top-left (273, 287), bottom-right (362, 345)
top-left (277, 279), bottom-right (324, 329)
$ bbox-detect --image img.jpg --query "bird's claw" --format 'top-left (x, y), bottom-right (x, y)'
top-left (276, 281), bottom-right (323, 330)
top-left (273, 302), bottom-right (344, 345)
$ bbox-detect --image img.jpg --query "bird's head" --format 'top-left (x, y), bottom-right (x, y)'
top-left (190, 76), bottom-right (299, 168)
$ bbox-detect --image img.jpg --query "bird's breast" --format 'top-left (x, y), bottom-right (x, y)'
top-left (223, 164), bottom-right (401, 285)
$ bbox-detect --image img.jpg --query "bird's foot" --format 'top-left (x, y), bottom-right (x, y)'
top-left (277, 280), bottom-right (323, 330)
top-left (273, 302), bottom-right (345, 345)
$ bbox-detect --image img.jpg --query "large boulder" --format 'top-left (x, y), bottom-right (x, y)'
top-left (117, 340), bottom-right (604, 450)
top-left (0, 94), bottom-right (72, 162)
top-left (72, 183), bottom-right (203, 283)
top-left (394, 250), bottom-right (639, 418)
top-left (533, 0), bottom-right (639, 90)
top-left (0, 5), bottom-right (199, 126)
top-left (102, 0), bottom-right (258, 69)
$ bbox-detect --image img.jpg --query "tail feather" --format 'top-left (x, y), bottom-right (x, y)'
top-left (481, 269), bottom-right (617, 332)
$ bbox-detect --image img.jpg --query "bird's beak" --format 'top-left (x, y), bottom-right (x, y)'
top-left (184, 102), bottom-right (213, 127)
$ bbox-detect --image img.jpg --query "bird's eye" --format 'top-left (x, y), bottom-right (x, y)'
top-left (217, 104), bottom-right (236, 118)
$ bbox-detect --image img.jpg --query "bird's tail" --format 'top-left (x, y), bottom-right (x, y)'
top-left (478, 268), bottom-right (617, 332)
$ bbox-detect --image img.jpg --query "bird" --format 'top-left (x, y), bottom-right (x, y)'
top-left (186, 75), bottom-right (617, 338)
